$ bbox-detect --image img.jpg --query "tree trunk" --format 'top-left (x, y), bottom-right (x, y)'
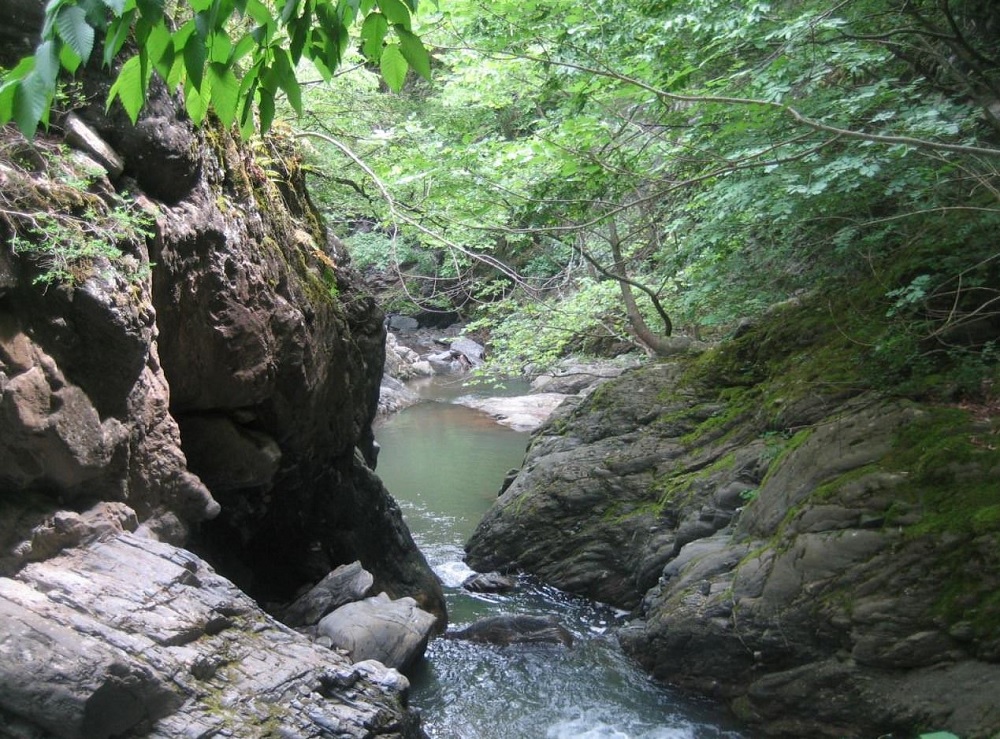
top-left (607, 219), bottom-right (690, 356)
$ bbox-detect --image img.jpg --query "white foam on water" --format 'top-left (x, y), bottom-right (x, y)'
top-left (545, 716), bottom-right (696, 739)
top-left (434, 559), bottom-right (477, 588)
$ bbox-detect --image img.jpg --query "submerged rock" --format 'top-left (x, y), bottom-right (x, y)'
top-left (0, 533), bottom-right (421, 738)
top-left (462, 571), bottom-right (517, 593)
top-left (446, 615), bottom-right (574, 648)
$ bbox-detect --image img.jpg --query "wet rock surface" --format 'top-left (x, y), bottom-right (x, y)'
top-left (445, 615), bottom-right (574, 648)
top-left (0, 533), bottom-right (421, 738)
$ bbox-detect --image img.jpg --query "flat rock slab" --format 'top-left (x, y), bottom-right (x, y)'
top-left (0, 533), bottom-right (419, 738)
top-left (455, 393), bottom-right (569, 432)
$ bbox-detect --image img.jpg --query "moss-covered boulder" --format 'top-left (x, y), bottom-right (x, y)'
top-left (466, 298), bottom-right (1000, 737)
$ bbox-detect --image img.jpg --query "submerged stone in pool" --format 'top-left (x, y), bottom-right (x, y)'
top-left (446, 615), bottom-right (574, 647)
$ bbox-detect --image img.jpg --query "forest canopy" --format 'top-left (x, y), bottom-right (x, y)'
top-left (2, 0), bottom-right (999, 392)
top-left (296, 0), bottom-right (999, 385)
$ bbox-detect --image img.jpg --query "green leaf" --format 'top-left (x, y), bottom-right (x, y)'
top-left (243, 0), bottom-right (273, 25)
top-left (278, 0), bottom-right (299, 24)
top-left (55, 5), bottom-right (96, 64)
top-left (379, 42), bottom-right (407, 92)
top-left (100, 0), bottom-right (126, 14)
top-left (59, 40), bottom-right (83, 74)
top-left (77, 0), bottom-right (109, 28)
top-left (231, 34), bottom-right (257, 62)
top-left (360, 12), bottom-right (387, 61)
top-left (237, 67), bottom-right (258, 133)
top-left (272, 49), bottom-right (302, 115)
top-left (376, 0), bottom-right (409, 29)
top-left (395, 26), bottom-right (429, 79)
top-left (207, 62), bottom-right (239, 126)
top-left (135, 0), bottom-right (164, 24)
top-left (13, 71), bottom-right (52, 137)
top-left (184, 74), bottom-right (210, 124)
top-left (289, 11), bottom-right (311, 63)
top-left (0, 57), bottom-right (34, 123)
top-left (107, 54), bottom-right (145, 122)
top-left (145, 20), bottom-right (173, 72)
top-left (34, 40), bottom-right (61, 87)
top-left (209, 32), bottom-right (232, 63)
top-left (103, 10), bottom-right (135, 66)
top-left (258, 87), bottom-right (275, 132)
top-left (183, 33), bottom-right (207, 90)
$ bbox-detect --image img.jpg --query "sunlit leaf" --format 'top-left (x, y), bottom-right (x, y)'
top-left (395, 26), bottom-right (429, 79)
top-left (376, 0), bottom-right (410, 29)
top-left (379, 42), bottom-right (407, 92)
top-left (361, 12), bottom-right (388, 61)
top-left (55, 5), bottom-right (96, 64)
top-left (107, 54), bottom-right (145, 122)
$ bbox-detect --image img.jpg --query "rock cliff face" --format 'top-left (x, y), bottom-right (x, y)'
top-left (466, 300), bottom-right (1000, 738)
top-left (1, 63), bottom-right (442, 735)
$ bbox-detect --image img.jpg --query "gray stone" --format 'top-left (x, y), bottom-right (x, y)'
top-left (0, 534), bottom-right (421, 738)
top-left (448, 337), bottom-right (486, 366)
top-left (283, 561), bottom-right (375, 627)
top-left (447, 615), bottom-right (574, 647)
top-left (317, 592), bottom-right (437, 670)
top-left (387, 315), bottom-right (419, 332)
top-left (64, 112), bottom-right (124, 178)
top-left (462, 571), bottom-right (517, 593)
top-left (455, 392), bottom-right (569, 432)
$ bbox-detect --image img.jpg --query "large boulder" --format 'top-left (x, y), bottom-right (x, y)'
top-left (282, 560), bottom-right (375, 627)
top-left (318, 592), bottom-right (437, 670)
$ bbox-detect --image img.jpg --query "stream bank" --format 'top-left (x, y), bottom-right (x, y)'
top-left (0, 58), bottom-right (438, 733)
top-left (375, 376), bottom-right (746, 738)
top-left (465, 298), bottom-right (1000, 738)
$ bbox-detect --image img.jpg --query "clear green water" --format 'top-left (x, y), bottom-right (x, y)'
top-left (375, 377), bottom-right (744, 739)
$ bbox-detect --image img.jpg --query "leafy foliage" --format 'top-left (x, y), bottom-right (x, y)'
top-left (0, 0), bottom-right (431, 138)
top-left (298, 0), bottom-right (1000, 386)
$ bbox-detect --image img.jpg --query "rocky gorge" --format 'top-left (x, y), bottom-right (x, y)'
top-left (2, 10), bottom-right (999, 739)
top-left (466, 299), bottom-right (1000, 738)
top-left (0, 38), bottom-right (444, 734)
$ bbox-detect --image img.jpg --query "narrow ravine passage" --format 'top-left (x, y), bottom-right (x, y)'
top-left (375, 378), bottom-right (745, 739)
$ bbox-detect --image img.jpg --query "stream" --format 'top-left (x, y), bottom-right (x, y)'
top-left (375, 377), bottom-right (745, 739)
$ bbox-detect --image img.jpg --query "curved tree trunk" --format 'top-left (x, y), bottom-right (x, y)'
top-left (606, 219), bottom-right (695, 356)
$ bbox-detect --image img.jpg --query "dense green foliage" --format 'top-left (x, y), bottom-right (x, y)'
top-left (300, 0), bottom-right (999, 392)
top-left (0, 0), bottom-right (429, 137)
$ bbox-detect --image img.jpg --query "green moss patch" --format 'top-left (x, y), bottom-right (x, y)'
top-left (883, 407), bottom-right (1000, 537)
